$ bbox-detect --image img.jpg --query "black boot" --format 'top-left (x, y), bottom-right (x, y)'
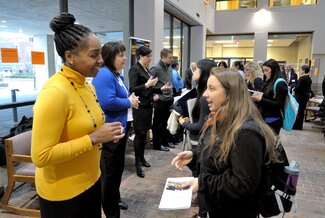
top-left (136, 164), bottom-right (145, 178)
top-left (140, 159), bottom-right (151, 167)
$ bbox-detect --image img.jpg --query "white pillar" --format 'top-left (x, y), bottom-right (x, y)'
top-left (134, 0), bottom-right (164, 65)
top-left (190, 25), bottom-right (205, 63)
top-left (254, 32), bottom-right (268, 62)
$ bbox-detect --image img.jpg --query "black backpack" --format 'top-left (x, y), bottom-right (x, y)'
top-left (242, 120), bottom-right (295, 217)
top-left (259, 138), bottom-right (295, 217)
top-left (0, 116), bottom-right (33, 166)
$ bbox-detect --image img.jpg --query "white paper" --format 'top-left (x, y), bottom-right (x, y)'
top-left (158, 177), bottom-right (193, 210)
top-left (248, 89), bottom-right (264, 97)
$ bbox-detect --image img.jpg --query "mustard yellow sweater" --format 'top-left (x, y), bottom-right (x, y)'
top-left (31, 65), bottom-right (104, 201)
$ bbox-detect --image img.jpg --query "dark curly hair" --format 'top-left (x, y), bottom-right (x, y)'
top-left (50, 13), bottom-right (93, 62)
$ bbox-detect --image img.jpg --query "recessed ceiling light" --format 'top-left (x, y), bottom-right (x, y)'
top-left (0, 25), bottom-right (7, 28)
top-left (1, 20), bottom-right (7, 23)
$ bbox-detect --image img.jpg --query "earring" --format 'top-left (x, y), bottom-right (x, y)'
top-left (69, 60), bottom-right (73, 65)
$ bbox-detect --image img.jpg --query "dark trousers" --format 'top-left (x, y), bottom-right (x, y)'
top-left (152, 99), bottom-right (173, 148)
top-left (132, 107), bottom-right (152, 165)
top-left (101, 122), bottom-right (130, 217)
top-left (267, 118), bottom-right (283, 135)
top-left (293, 96), bottom-right (309, 130)
top-left (39, 179), bottom-right (101, 218)
top-left (134, 132), bottom-right (146, 165)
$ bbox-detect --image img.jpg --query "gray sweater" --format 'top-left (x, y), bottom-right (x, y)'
top-left (150, 60), bottom-right (173, 101)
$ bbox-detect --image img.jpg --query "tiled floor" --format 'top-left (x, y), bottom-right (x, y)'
top-left (0, 121), bottom-right (324, 218)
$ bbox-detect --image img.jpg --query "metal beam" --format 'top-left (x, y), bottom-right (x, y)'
top-left (60, 0), bottom-right (68, 13)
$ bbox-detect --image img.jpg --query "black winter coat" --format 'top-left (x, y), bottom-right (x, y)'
top-left (192, 120), bottom-right (265, 218)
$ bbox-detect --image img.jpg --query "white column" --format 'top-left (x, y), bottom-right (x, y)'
top-left (134, 0), bottom-right (164, 65)
top-left (190, 25), bottom-right (205, 63)
top-left (254, 32), bottom-right (268, 62)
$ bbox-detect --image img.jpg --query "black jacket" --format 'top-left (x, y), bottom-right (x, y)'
top-left (191, 120), bottom-right (264, 217)
top-left (129, 62), bottom-right (161, 108)
top-left (182, 95), bottom-right (210, 141)
top-left (184, 68), bottom-right (193, 89)
top-left (294, 75), bottom-right (312, 100)
top-left (259, 79), bottom-right (287, 119)
top-left (284, 70), bottom-right (298, 91)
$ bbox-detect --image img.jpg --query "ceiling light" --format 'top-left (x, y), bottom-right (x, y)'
top-left (267, 39), bottom-right (274, 42)
top-left (223, 44), bottom-right (238, 48)
top-left (254, 9), bottom-right (271, 26)
top-left (0, 25), bottom-right (7, 28)
top-left (1, 20), bottom-right (7, 23)
top-left (214, 40), bottom-right (234, 44)
top-left (164, 36), bottom-right (181, 39)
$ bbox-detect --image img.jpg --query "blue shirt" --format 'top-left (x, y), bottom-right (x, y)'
top-left (172, 69), bottom-right (184, 91)
top-left (92, 67), bottom-right (130, 131)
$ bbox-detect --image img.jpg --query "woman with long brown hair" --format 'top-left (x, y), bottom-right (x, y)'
top-left (172, 68), bottom-right (277, 217)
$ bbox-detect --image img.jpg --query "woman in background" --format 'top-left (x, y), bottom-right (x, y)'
top-left (32, 13), bottom-right (124, 218)
top-left (92, 41), bottom-right (139, 217)
top-left (293, 65), bottom-right (312, 130)
top-left (251, 59), bottom-right (288, 134)
top-left (129, 46), bottom-right (168, 178)
top-left (232, 60), bottom-right (245, 78)
top-left (244, 61), bottom-right (264, 92)
top-left (218, 61), bottom-right (228, 69)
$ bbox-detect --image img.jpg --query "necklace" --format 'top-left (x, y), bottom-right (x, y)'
top-left (61, 69), bottom-right (105, 129)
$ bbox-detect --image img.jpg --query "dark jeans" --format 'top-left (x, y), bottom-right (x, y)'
top-left (101, 122), bottom-right (130, 217)
top-left (39, 179), bottom-right (101, 218)
top-left (152, 99), bottom-right (173, 148)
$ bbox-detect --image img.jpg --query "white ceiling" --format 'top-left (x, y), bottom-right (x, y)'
top-left (0, 0), bottom-right (125, 36)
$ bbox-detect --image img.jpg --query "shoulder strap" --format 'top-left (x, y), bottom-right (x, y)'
top-left (273, 78), bottom-right (288, 98)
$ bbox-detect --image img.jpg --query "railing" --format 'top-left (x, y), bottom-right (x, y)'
top-left (0, 101), bottom-right (35, 110)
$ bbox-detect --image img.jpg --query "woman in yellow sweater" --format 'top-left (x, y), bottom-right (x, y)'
top-left (31, 13), bottom-right (124, 218)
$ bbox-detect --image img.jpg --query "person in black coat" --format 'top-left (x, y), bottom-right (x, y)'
top-left (251, 59), bottom-right (288, 135)
top-left (184, 62), bottom-right (197, 89)
top-left (293, 65), bottom-right (312, 130)
top-left (129, 46), bottom-right (170, 178)
top-left (172, 68), bottom-right (278, 217)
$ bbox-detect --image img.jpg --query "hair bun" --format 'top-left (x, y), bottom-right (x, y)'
top-left (50, 13), bottom-right (76, 33)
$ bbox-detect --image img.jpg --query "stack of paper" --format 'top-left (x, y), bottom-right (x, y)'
top-left (158, 177), bottom-right (193, 210)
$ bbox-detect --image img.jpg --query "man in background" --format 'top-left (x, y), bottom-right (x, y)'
top-left (284, 63), bottom-right (298, 91)
top-left (184, 62), bottom-right (197, 90)
top-left (150, 48), bottom-right (174, 151)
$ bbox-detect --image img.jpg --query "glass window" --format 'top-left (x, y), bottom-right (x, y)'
top-left (206, 35), bottom-right (254, 67)
top-left (164, 12), bottom-right (171, 50)
top-left (181, 23), bottom-right (189, 76)
top-left (269, 0), bottom-right (317, 7)
top-left (266, 33), bottom-right (313, 72)
top-left (163, 12), bottom-right (190, 77)
top-left (97, 32), bottom-right (123, 44)
top-left (216, 0), bottom-right (257, 10)
top-left (0, 0), bottom-right (128, 135)
top-left (173, 18), bottom-right (181, 67)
